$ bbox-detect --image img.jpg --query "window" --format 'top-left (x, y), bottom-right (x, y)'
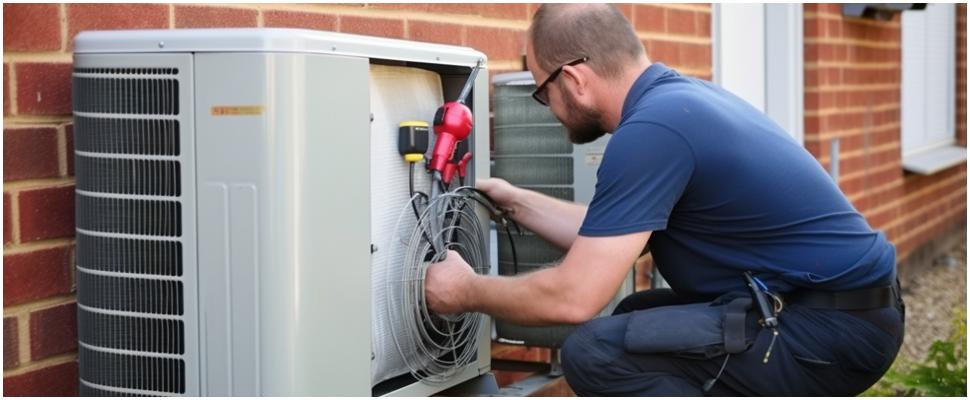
top-left (712, 4), bottom-right (804, 144)
top-left (901, 3), bottom-right (966, 174)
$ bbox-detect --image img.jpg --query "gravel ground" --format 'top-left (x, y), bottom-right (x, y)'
top-left (897, 233), bottom-right (967, 362)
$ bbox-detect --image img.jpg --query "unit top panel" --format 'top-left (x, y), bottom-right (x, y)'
top-left (74, 28), bottom-right (487, 68)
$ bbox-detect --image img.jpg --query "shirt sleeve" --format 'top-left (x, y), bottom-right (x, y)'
top-left (578, 122), bottom-right (695, 236)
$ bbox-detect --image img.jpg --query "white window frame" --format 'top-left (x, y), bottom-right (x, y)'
top-left (712, 4), bottom-right (804, 145)
top-left (900, 3), bottom-right (966, 175)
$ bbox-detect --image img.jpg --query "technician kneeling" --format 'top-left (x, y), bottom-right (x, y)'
top-left (425, 4), bottom-right (904, 396)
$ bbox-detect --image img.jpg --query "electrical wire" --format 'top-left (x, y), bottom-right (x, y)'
top-left (385, 188), bottom-right (491, 384)
top-left (452, 186), bottom-right (522, 275)
top-left (409, 163), bottom-right (435, 253)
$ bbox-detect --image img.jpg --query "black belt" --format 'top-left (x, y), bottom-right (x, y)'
top-left (787, 284), bottom-right (898, 311)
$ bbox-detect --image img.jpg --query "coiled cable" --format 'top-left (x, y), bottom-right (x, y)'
top-left (385, 189), bottom-right (491, 383)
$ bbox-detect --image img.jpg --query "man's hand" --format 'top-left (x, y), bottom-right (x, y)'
top-left (476, 178), bottom-right (521, 216)
top-left (425, 250), bottom-right (477, 315)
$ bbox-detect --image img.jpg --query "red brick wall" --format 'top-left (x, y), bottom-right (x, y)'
top-left (3, 2), bottom-right (80, 394)
top-left (803, 4), bottom-right (966, 264)
top-left (0, 3), bottom-right (711, 395)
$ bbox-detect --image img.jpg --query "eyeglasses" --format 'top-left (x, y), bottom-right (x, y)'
top-left (531, 57), bottom-right (589, 106)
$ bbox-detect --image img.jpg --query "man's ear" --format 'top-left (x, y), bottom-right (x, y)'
top-left (559, 64), bottom-right (588, 96)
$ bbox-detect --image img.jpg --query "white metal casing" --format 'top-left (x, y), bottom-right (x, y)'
top-left (73, 28), bottom-right (490, 396)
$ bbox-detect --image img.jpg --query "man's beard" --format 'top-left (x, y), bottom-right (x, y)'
top-left (560, 85), bottom-right (608, 144)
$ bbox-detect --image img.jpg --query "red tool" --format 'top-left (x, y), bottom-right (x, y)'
top-left (430, 102), bottom-right (472, 173)
top-left (457, 152), bottom-right (473, 183)
top-left (442, 151), bottom-right (473, 186)
top-left (429, 62), bottom-right (481, 175)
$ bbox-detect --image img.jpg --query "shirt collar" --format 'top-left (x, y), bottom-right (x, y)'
top-left (620, 63), bottom-right (673, 123)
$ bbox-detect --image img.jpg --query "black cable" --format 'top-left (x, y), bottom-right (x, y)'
top-left (409, 162), bottom-right (436, 254)
top-left (506, 223), bottom-right (519, 276)
top-left (452, 186), bottom-right (521, 276)
top-left (703, 353), bottom-right (731, 393)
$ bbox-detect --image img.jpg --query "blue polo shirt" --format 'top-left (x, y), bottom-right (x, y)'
top-left (578, 63), bottom-right (896, 298)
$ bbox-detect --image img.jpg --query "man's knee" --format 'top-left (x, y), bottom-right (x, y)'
top-left (561, 317), bottom-right (627, 395)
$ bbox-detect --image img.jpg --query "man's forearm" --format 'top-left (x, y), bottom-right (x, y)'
top-left (465, 268), bottom-right (584, 326)
top-left (511, 189), bottom-right (587, 251)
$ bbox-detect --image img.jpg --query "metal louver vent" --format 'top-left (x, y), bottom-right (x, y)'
top-left (74, 64), bottom-right (188, 396)
top-left (492, 72), bottom-right (610, 349)
top-left (491, 75), bottom-right (575, 275)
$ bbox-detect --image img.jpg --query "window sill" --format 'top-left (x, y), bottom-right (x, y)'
top-left (902, 144), bottom-right (967, 175)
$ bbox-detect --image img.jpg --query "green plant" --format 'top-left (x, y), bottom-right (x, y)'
top-left (863, 307), bottom-right (967, 396)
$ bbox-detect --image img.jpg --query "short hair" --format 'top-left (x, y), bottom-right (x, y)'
top-left (529, 4), bottom-right (645, 79)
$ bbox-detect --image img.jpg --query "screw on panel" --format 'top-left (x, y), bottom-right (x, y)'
top-left (332, 46), bottom-right (337, 51)
top-left (158, 41), bottom-right (165, 48)
top-left (370, 113), bottom-right (374, 123)
top-left (371, 244), bottom-right (378, 253)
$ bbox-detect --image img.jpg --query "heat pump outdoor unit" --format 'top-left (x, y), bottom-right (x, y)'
top-left (72, 28), bottom-right (492, 396)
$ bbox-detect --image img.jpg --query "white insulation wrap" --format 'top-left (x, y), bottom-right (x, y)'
top-left (369, 64), bottom-right (443, 385)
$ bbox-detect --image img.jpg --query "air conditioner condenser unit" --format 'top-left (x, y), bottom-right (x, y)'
top-left (72, 28), bottom-right (491, 396)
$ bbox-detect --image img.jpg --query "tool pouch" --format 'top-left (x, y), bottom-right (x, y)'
top-left (623, 297), bottom-right (755, 359)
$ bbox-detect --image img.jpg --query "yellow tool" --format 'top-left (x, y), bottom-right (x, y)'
top-left (398, 121), bottom-right (430, 162)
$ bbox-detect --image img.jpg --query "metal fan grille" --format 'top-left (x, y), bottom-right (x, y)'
top-left (74, 66), bottom-right (188, 396)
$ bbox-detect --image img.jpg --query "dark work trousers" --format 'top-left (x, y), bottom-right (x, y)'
top-left (561, 289), bottom-right (904, 396)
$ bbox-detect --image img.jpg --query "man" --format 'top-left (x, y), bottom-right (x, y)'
top-left (425, 4), bottom-right (903, 396)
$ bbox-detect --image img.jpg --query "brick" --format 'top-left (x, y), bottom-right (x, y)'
top-left (804, 115), bottom-right (822, 135)
top-left (408, 21), bottom-right (463, 46)
top-left (15, 63), bottom-right (73, 116)
top-left (67, 4), bottom-right (168, 50)
top-left (263, 10), bottom-right (337, 31)
top-left (339, 15), bottom-right (404, 39)
top-left (3, 127), bottom-right (60, 181)
top-left (479, 4), bottom-right (529, 20)
top-left (647, 39), bottom-right (681, 66)
top-left (4, 193), bottom-right (11, 244)
top-left (30, 302), bottom-right (77, 361)
top-left (174, 5), bottom-right (258, 28)
top-left (428, 4), bottom-right (478, 15)
top-left (3, 317), bottom-right (18, 370)
top-left (679, 43), bottom-right (711, 69)
top-left (804, 44), bottom-right (821, 64)
top-left (3, 361), bottom-right (78, 396)
top-left (3, 4), bottom-right (61, 51)
top-left (3, 246), bottom-right (72, 307)
top-left (827, 20), bottom-right (845, 38)
top-left (65, 124), bottom-right (74, 176)
top-left (666, 9), bottom-right (696, 36)
top-left (695, 10), bottom-right (711, 37)
top-left (4, 63), bottom-right (10, 115)
top-left (634, 5), bottom-right (665, 33)
top-left (466, 26), bottom-right (525, 61)
top-left (804, 92), bottom-right (820, 111)
top-left (805, 19), bottom-right (822, 38)
top-left (18, 185), bottom-right (75, 242)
